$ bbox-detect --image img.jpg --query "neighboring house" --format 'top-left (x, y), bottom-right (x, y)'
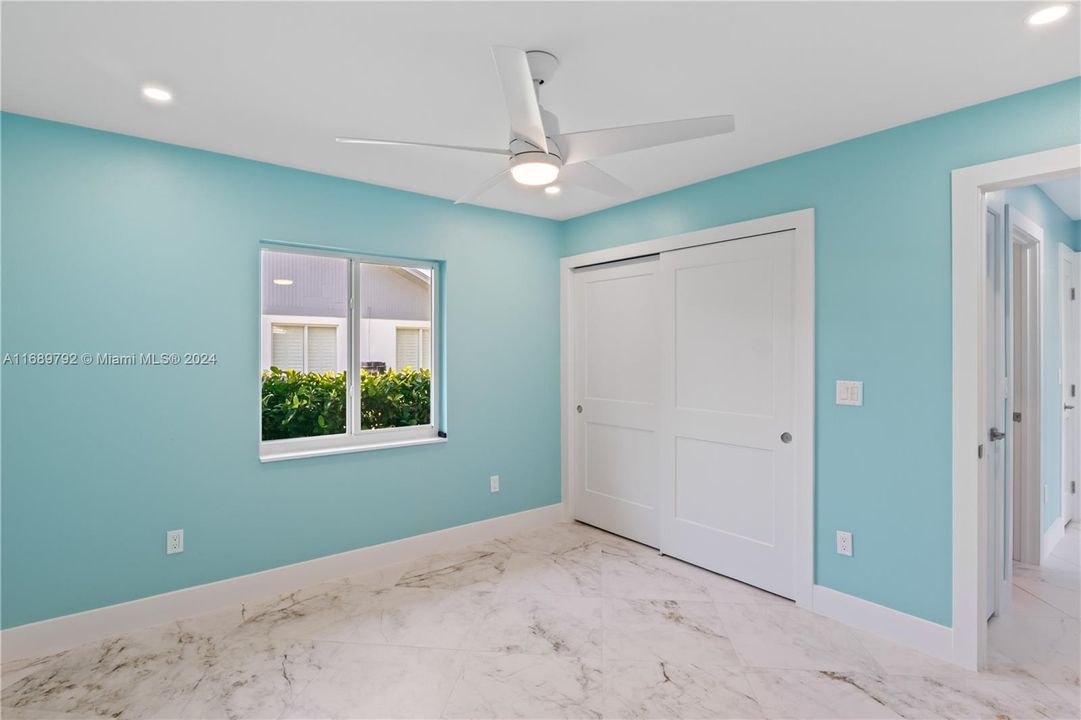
top-left (260, 251), bottom-right (431, 374)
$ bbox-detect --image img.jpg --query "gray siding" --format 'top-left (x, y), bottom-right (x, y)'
top-left (359, 265), bottom-right (430, 321)
top-left (262, 251), bottom-right (348, 318)
top-left (262, 251), bottom-right (430, 321)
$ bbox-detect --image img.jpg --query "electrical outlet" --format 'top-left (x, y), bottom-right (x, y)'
top-left (490, 475), bottom-right (500, 493)
top-left (166, 529), bottom-right (184, 555)
top-left (836, 530), bottom-right (853, 557)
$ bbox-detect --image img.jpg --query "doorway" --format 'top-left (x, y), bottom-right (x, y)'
top-left (561, 210), bottom-right (815, 608)
top-left (952, 145), bottom-right (1081, 670)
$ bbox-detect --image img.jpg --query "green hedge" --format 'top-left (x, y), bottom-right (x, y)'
top-left (261, 367), bottom-right (431, 440)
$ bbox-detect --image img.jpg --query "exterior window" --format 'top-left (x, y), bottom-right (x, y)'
top-left (395, 327), bottom-right (431, 370)
top-left (260, 248), bottom-right (440, 460)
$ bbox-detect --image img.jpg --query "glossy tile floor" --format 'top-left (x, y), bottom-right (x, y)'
top-left (2, 521), bottom-right (1078, 719)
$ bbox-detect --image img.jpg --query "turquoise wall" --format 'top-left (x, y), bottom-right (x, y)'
top-left (996, 184), bottom-right (1078, 533)
top-left (0, 113), bottom-right (563, 628)
top-left (562, 78), bottom-right (1081, 626)
top-left (3, 78), bottom-right (1080, 631)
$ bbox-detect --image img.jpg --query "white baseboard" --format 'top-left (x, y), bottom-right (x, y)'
top-left (812, 584), bottom-right (955, 666)
top-left (1042, 516), bottom-right (1066, 561)
top-left (1, 503), bottom-right (565, 663)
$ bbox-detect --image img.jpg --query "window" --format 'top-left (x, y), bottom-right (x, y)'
top-left (271, 323), bottom-right (340, 373)
top-left (395, 327), bottom-right (431, 370)
top-left (260, 247), bottom-right (440, 461)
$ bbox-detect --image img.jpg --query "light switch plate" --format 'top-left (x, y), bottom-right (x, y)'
top-left (836, 380), bottom-right (863, 406)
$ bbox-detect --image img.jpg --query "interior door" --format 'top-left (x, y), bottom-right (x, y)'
top-left (1062, 253), bottom-right (1078, 525)
top-left (657, 230), bottom-right (796, 598)
top-left (572, 256), bottom-right (660, 547)
top-left (984, 199), bottom-right (1008, 619)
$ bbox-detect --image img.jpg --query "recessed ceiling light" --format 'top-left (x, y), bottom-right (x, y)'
top-left (141, 85), bottom-right (173, 103)
top-left (544, 185), bottom-right (561, 195)
top-left (1026, 5), bottom-right (1070, 25)
top-left (273, 278), bottom-right (294, 286)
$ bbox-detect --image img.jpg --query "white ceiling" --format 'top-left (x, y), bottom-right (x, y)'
top-left (1039, 175), bottom-right (1081, 220)
top-left (2, 2), bottom-right (1078, 220)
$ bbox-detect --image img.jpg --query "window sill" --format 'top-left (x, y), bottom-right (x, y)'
top-left (260, 434), bottom-right (446, 463)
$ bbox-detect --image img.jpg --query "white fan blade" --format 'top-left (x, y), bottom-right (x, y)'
top-left (336, 137), bottom-right (510, 156)
top-left (454, 168), bottom-right (512, 205)
top-left (490, 46), bottom-right (549, 153)
top-left (556, 114), bottom-right (734, 165)
top-left (561, 162), bottom-right (636, 200)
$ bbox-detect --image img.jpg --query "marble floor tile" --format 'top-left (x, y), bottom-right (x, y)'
top-left (851, 630), bottom-right (975, 678)
top-left (603, 660), bottom-right (764, 719)
top-left (744, 669), bottom-right (901, 719)
top-left (714, 603), bottom-right (882, 673)
top-left (1045, 682), bottom-right (1081, 713)
top-left (469, 594), bottom-right (602, 658)
top-left (987, 610), bottom-right (1080, 686)
top-left (443, 652), bottom-right (603, 719)
top-left (601, 550), bottom-right (722, 602)
top-left (8, 520), bottom-right (1077, 720)
top-left (304, 587), bottom-right (491, 649)
top-left (499, 550), bottom-right (601, 597)
top-left (394, 548), bottom-right (511, 592)
top-left (487, 522), bottom-right (608, 556)
top-left (175, 638), bottom-right (335, 719)
top-left (1012, 564), bottom-right (1080, 620)
top-left (832, 671), bottom-right (1079, 720)
top-left (0, 618), bottom-right (219, 719)
top-left (281, 644), bottom-right (465, 719)
top-left (603, 598), bottom-right (742, 666)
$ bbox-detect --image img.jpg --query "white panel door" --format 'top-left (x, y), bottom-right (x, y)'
top-left (658, 231), bottom-right (796, 598)
top-left (572, 257), bottom-right (660, 547)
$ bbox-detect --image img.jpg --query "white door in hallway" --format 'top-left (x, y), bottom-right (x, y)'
top-left (571, 256), bottom-right (660, 547)
top-left (657, 230), bottom-right (797, 599)
top-left (1063, 252), bottom-right (1079, 525)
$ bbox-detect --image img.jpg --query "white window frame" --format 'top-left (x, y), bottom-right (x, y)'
top-left (259, 245), bottom-right (443, 462)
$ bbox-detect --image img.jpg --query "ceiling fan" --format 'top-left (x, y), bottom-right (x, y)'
top-left (336, 47), bottom-right (735, 205)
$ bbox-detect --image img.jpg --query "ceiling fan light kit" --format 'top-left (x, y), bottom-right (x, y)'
top-left (510, 152), bottom-right (561, 185)
top-left (336, 46), bottom-right (735, 205)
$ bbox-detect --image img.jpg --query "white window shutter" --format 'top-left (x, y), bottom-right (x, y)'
top-left (271, 325), bottom-right (304, 371)
top-left (307, 326), bottom-right (338, 373)
top-left (396, 328), bottom-right (420, 370)
top-left (421, 329), bottom-right (431, 369)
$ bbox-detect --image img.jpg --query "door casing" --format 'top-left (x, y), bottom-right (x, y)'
top-left (951, 144), bottom-right (1081, 671)
top-left (560, 209), bottom-right (815, 610)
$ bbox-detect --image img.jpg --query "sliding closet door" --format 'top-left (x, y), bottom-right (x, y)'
top-left (572, 257), bottom-right (660, 547)
top-left (658, 231), bottom-right (797, 598)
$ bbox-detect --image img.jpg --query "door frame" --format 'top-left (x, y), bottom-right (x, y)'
top-left (951, 144), bottom-right (1080, 671)
top-left (1009, 208), bottom-right (1044, 568)
top-left (560, 208), bottom-right (816, 609)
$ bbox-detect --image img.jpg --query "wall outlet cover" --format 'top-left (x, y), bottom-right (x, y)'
top-left (490, 475), bottom-right (500, 493)
top-left (836, 530), bottom-right (853, 556)
top-left (166, 529), bottom-right (184, 555)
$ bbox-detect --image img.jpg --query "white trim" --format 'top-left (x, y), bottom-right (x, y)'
top-left (559, 209), bottom-right (815, 610)
top-left (0, 503), bottom-right (564, 663)
top-left (951, 143), bottom-right (1081, 671)
top-left (812, 585), bottom-right (954, 665)
top-left (1042, 515), bottom-right (1066, 562)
